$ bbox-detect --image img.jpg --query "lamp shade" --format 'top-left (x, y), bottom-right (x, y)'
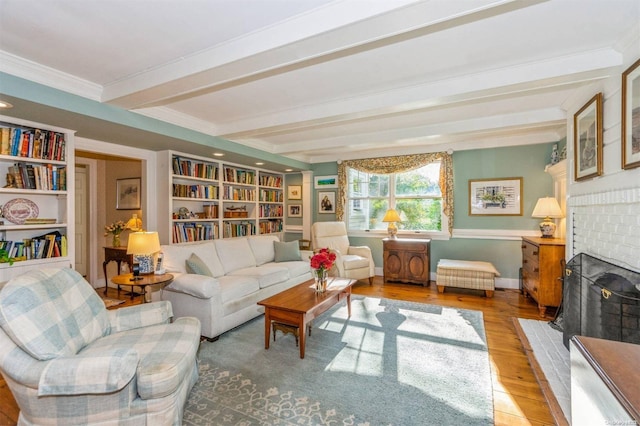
top-left (127, 231), bottom-right (160, 255)
top-left (382, 209), bottom-right (402, 223)
top-left (531, 197), bottom-right (563, 219)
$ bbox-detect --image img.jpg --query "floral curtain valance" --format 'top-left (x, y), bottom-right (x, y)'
top-left (336, 152), bottom-right (454, 235)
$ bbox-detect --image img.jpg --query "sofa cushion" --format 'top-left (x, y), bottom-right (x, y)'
top-left (217, 275), bottom-right (260, 304)
top-left (163, 273), bottom-right (218, 299)
top-left (215, 238), bottom-right (257, 274)
top-left (275, 260), bottom-right (311, 280)
top-left (229, 264), bottom-right (289, 289)
top-left (342, 254), bottom-right (370, 270)
top-left (80, 316), bottom-right (201, 400)
top-left (274, 240), bottom-right (302, 262)
top-left (0, 268), bottom-right (110, 361)
top-left (185, 253), bottom-right (213, 276)
top-left (161, 241), bottom-right (225, 277)
top-left (248, 235), bottom-right (279, 265)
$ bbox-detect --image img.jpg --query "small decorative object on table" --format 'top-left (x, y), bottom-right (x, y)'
top-left (310, 248), bottom-right (336, 293)
top-left (104, 220), bottom-right (127, 247)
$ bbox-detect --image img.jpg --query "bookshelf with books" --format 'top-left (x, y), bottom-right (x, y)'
top-left (157, 151), bottom-right (285, 245)
top-left (0, 115), bottom-right (75, 281)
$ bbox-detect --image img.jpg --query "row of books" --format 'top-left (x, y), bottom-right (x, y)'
top-left (222, 222), bottom-right (256, 238)
top-left (223, 167), bottom-right (255, 185)
top-left (258, 220), bottom-right (283, 234)
top-left (172, 222), bottom-right (220, 243)
top-left (8, 162), bottom-right (67, 191)
top-left (259, 189), bottom-right (283, 203)
top-left (258, 175), bottom-right (282, 188)
top-left (0, 235), bottom-right (67, 261)
top-left (172, 157), bottom-right (218, 180)
top-left (259, 204), bottom-right (283, 218)
top-left (172, 184), bottom-right (219, 199)
top-left (223, 187), bottom-right (256, 201)
top-left (0, 126), bottom-right (66, 161)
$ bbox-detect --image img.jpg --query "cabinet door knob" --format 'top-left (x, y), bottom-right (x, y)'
top-left (533, 251), bottom-right (539, 255)
top-left (534, 267), bottom-right (539, 273)
top-left (523, 260), bottom-right (528, 264)
top-left (521, 245), bottom-right (526, 249)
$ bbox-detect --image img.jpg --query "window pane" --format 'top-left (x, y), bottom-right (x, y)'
top-left (395, 163), bottom-right (441, 196)
top-left (348, 198), bottom-right (389, 230)
top-left (396, 198), bottom-right (442, 231)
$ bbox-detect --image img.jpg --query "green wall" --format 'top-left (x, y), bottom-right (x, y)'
top-left (312, 144), bottom-right (556, 283)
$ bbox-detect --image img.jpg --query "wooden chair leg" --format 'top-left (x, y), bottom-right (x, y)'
top-left (368, 276), bottom-right (373, 286)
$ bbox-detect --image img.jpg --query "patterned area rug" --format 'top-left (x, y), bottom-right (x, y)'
top-left (184, 297), bottom-right (493, 425)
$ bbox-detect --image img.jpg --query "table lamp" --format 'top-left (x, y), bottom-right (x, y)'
top-left (532, 197), bottom-right (564, 238)
top-left (382, 208), bottom-right (402, 239)
top-left (127, 231), bottom-right (161, 278)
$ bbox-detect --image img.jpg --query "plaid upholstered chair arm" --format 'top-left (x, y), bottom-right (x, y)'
top-left (108, 300), bottom-right (174, 334)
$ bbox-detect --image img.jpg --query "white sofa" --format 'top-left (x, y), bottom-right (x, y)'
top-left (160, 235), bottom-right (312, 340)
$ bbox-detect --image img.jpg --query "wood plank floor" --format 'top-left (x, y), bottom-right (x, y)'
top-left (0, 278), bottom-right (556, 425)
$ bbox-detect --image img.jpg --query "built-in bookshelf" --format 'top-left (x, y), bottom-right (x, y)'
top-left (158, 151), bottom-right (284, 244)
top-left (0, 115), bottom-right (75, 281)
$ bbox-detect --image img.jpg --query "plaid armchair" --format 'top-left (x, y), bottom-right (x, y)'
top-left (0, 268), bottom-right (201, 425)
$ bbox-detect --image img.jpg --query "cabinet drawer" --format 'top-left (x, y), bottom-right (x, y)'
top-left (521, 241), bottom-right (540, 258)
top-left (384, 240), bottom-right (427, 253)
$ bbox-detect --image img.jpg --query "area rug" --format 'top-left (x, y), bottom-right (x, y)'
top-left (184, 297), bottom-right (493, 425)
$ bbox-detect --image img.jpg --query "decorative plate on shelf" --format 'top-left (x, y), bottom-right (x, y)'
top-left (2, 198), bottom-right (39, 224)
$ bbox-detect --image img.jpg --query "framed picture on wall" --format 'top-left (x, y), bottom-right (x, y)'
top-left (469, 177), bottom-right (523, 216)
top-left (116, 177), bottom-right (141, 210)
top-left (622, 58), bottom-right (640, 170)
top-left (318, 191), bottom-right (336, 214)
top-left (288, 204), bottom-right (302, 217)
top-left (314, 175), bottom-right (338, 189)
top-left (288, 185), bottom-right (302, 200)
top-left (574, 93), bottom-right (603, 181)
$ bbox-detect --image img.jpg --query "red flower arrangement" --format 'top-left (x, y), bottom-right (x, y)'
top-left (310, 248), bottom-right (336, 272)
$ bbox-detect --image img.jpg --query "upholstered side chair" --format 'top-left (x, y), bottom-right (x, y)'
top-left (311, 221), bottom-right (374, 285)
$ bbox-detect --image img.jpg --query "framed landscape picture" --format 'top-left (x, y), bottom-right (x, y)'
top-left (116, 177), bottom-right (141, 210)
top-left (314, 175), bottom-right (338, 189)
top-left (574, 93), bottom-right (603, 181)
top-left (622, 58), bottom-right (640, 170)
top-left (469, 177), bottom-right (523, 216)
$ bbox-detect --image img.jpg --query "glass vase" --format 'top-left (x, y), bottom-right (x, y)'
top-left (112, 233), bottom-right (121, 247)
top-left (315, 268), bottom-right (328, 293)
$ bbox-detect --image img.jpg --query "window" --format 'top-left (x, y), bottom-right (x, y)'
top-left (346, 162), bottom-right (443, 233)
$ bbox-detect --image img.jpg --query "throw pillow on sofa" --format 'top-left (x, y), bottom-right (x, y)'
top-left (185, 253), bottom-right (213, 277)
top-left (274, 240), bottom-right (302, 262)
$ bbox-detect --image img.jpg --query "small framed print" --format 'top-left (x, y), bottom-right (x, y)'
top-left (116, 177), bottom-right (141, 210)
top-left (288, 185), bottom-right (302, 200)
top-left (314, 175), bottom-right (338, 189)
top-left (288, 204), bottom-right (302, 217)
top-left (318, 191), bottom-right (336, 214)
top-left (469, 177), bottom-right (523, 216)
top-left (574, 93), bottom-right (603, 181)
top-left (622, 58), bottom-right (640, 170)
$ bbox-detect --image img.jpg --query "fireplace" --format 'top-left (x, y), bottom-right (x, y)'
top-left (562, 253), bottom-right (640, 348)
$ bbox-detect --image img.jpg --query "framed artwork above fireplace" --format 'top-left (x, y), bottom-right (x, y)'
top-left (574, 93), bottom-right (603, 181)
top-left (622, 58), bottom-right (640, 170)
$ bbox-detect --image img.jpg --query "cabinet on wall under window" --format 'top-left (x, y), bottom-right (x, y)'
top-left (157, 151), bottom-right (283, 244)
top-left (0, 115), bottom-right (75, 281)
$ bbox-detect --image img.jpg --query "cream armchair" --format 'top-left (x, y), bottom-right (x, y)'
top-left (311, 221), bottom-right (374, 285)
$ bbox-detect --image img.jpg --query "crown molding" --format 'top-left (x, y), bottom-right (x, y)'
top-left (0, 51), bottom-right (102, 101)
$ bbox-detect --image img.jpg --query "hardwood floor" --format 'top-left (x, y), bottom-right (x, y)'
top-left (0, 278), bottom-right (555, 425)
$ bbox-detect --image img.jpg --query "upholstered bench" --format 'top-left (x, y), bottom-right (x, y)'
top-left (436, 259), bottom-right (500, 298)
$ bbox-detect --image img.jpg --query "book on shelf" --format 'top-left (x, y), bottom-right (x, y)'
top-left (23, 218), bottom-right (57, 225)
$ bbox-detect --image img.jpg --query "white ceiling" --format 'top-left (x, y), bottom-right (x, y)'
top-left (1, 0), bottom-right (639, 164)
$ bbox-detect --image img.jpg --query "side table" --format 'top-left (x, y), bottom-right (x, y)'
top-left (111, 273), bottom-right (174, 303)
top-left (103, 246), bottom-right (133, 295)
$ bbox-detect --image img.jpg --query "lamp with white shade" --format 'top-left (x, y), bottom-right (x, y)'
top-left (127, 231), bottom-right (161, 277)
top-left (382, 208), bottom-right (402, 239)
top-left (532, 197), bottom-right (564, 238)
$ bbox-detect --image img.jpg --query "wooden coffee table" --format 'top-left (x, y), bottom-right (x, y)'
top-left (257, 277), bottom-right (355, 359)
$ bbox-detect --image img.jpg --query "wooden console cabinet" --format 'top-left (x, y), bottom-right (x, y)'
top-left (521, 236), bottom-right (565, 317)
top-left (383, 238), bottom-right (430, 286)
